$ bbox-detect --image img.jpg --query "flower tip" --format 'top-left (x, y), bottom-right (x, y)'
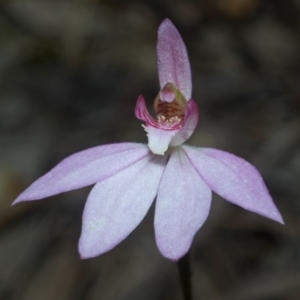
top-left (134, 94), bottom-right (146, 121)
top-left (136, 94), bottom-right (145, 106)
top-left (79, 253), bottom-right (88, 260)
top-left (158, 18), bottom-right (178, 37)
top-left (159, 248), bottom-right (189, 262)
top-left (78, 244), bottom-right (92, 260)
top-left (159, 18), bottom-right (174, 28)
top-left (274, 214), bottom-right (285, 225)
top-left (11, 200), bottom-right (18, 207)
top-left (265, 207), bottom-right (284, 225)
top-left (11, 195), bottom-right (23, 206)
top-left (148, 143), bottom-right (167, 155)
top-left (137, 94), bottom-right (144, 103)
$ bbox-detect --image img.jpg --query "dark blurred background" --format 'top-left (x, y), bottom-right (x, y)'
top-left (0, 0), bottom-right (300, 299)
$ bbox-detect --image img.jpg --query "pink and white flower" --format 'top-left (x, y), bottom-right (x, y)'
top-left (13, 19), bottom-right (283, 261)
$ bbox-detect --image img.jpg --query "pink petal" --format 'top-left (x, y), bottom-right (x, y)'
top-left (135, 95), bottom-right (180, 155)
top-left (154, 148), bottom-right (211, 261)
top-left (183, 146), bottom-right (284, 224)
top-left (170, 99), bottom-right (199, 146)
top-left (13, 143), bottom-right (149, 204)
top-left (79, 153), bottom-right (167, 258)
top-left (135, 94), bottom-right (157, 127)
top-left (157, 19), bottom-right (192, 100)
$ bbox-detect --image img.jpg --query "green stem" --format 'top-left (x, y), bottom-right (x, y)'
top-left (177, 252), bottom-right (192, 300)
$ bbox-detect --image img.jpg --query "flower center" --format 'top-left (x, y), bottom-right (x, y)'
top-left (154, 83), bottom-right (187, 127)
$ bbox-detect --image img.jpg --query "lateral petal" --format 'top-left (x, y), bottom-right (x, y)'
top-left (79, 153), bottom-right (167, 258)
top-left (155, 148), bottom-right (212, 261)
top-left (13, 143), bottom-right (149, 203)
top-left (183, 146), bottom-right (284, 224)
top-left (170, 99), bottom-right (199, 146)
top-left (135, 94), bottom-right (157, 127)
top-left (157, 19), bottom-right (192, 100)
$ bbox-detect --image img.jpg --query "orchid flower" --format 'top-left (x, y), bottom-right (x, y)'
top-left (13, 19), bottom-right (283, 261)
